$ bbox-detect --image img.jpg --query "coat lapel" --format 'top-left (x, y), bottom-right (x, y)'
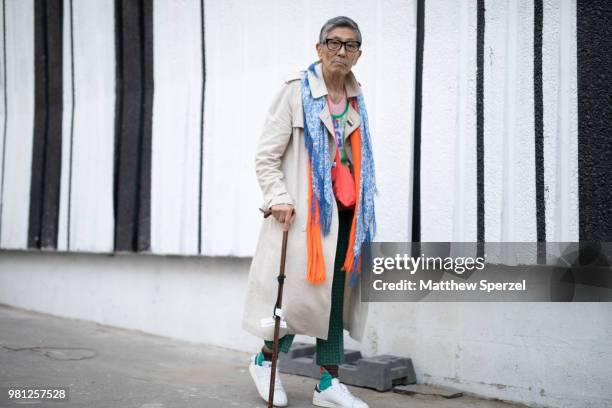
top-left (320, 101), bottom-right (361, 140)
top-left (344, 103), bottom-right (361, 141)
top-left (318, 106), bottom-right (335, 139)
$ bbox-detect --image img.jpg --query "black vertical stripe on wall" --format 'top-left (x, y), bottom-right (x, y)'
top-left (113, 0), bottom-right (153, 252)
top-left (29, 1), bottom-right (46, 248)
top-left (113, 0), bottom-right (122, 249)
top-left (411, 0), bottom-right (424, 242)
top-left (577, 0), bottom-right (612, 242)
top-left (198, 0), bottom-right (205, 254)
top-left (0, 0), bottom-right (7, 239)
top-left (28, 0), bottom-right (63, 249)
top-left (138, 0), bottom-right (153, 252)
top-left (476, 0), bottom-right (485, 244)
top-left (66, 0), bottom-right (75, 249)
top-left (533, 0), bottom-right (545, 262)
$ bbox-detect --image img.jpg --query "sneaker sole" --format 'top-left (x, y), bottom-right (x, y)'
top-left (249, 362), bottom-right (288, 407)
top-left (312, 396), bottom-right (340, 408)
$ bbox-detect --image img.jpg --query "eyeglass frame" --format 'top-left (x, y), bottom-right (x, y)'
top-left (323, 38), bottom-right (361, 53)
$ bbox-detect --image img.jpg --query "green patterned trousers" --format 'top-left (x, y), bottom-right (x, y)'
top-left (264, 209), bottom-right (353, 365)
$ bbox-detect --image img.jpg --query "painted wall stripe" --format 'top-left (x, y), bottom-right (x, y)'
top-left (411, 0), bottom-right (424, 242)
top-left (38, 0), bottom-right (63, 248)
top-left (533, 0), bottom-right (545, 247)
top-left (534, 0), bottom-right (545, 263)
top-left (198, 0), bottom-right (205, 254)
top-left (28, 0), bottom-right (63, 249)
top-left (28, 0), bottom-right (45, 248)
top-left (476, 0), bottom-right (485, 244)
top-left (114, 0), bottom-right (153, 252)
top-left (138, 0), bottom-right (153, 252)
top-left (56, 0), bottom-right (73, 251)
top-left (0, 0), bottom-right (6, 240)
top-left (66, 0), bottom-right (75, 249)
top-left (577, 0), bottom-right (612, 241)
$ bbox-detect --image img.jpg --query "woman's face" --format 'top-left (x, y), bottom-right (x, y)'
top-left (316, 27), bottom-right (362, 77)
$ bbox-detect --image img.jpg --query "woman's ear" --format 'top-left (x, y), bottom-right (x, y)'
top-left (315, 42), bottom-right (323, 59)
top-left (352, 50), bottom-right (362, 66)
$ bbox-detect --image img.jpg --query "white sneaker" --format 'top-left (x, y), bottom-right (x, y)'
top-left (312, 378), bottom-right (369, 408)
top-left (248, 353), bottom-right (288, 407)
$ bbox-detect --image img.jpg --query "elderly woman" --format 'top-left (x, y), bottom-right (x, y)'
top-left (242, 16), bottom-right (376, 408)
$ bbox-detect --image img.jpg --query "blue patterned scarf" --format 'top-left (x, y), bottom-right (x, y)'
top-left (301, 62), bottom-right (377, 287)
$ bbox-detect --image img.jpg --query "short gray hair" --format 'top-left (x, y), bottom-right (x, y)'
top-left (318, 16), bottom-right (362, 45)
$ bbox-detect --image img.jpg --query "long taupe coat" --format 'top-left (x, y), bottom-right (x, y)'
top-left (242, 61), bottom-right (369, 342)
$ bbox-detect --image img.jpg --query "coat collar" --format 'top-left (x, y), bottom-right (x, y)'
top-left (307, 61), bottom-right (362, 141)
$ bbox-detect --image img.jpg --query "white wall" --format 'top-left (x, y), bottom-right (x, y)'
top-left (0, 0), bottom-right (579, 251)
top-left (58, 0), bottom-right (116, 252)
top-left (1, 1), bottom-right (610, 407)
top-left (0, 251), bottom-right (256, 351)
top-left (421, 0), bottom-right (578, 243)
top-left (0, 0), bottom-right (35, 249)
top-left (0, 0), bottom-right (416, 255)
top-left (1, 251), bottom-right (611, 408)
top-left (202, 0), bottom-right (417, 256)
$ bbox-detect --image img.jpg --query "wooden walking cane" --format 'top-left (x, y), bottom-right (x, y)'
top-left (268, 228), bottom-right (288, 407)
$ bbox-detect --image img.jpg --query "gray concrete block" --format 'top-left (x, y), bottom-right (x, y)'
top-left (277, 342), bottom-right (416, 392)
top-left (344, 349), bottom-right (362, 363)
top-left (278, 355), bottom-right (320, 378)
top-left (284, 342), bottom-right (316, 359)
top-left (340, 355), bottom-right (416, 391)
top-left (278, 343), bottom-right (319, 377)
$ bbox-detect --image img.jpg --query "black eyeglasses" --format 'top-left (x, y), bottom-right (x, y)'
top-left (324, 38), bottom-right (361, 53)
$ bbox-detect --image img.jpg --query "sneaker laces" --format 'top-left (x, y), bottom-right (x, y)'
top-left (261, 362), bottom-right (283, 390)
top-left (331, 378), bottom-right (351, 395)
top-left (273, 373), bottom-right (283, 389)
top-left (338, 382), bottom-right (350, 394)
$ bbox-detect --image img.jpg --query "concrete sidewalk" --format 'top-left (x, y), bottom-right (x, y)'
top-left (0, 305), bottom-right (530, 408)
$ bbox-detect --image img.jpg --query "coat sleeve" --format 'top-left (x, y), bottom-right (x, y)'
top-left (255, 79), bottom-right (300, 212)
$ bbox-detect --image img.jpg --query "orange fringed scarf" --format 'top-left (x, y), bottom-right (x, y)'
top-left (306, 99), bottom-right (362, 284)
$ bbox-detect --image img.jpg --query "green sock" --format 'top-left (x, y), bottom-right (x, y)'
top-left (319, 369), bottom-right (333, 391)
top-left (255, 351), bottom-right (265, 366)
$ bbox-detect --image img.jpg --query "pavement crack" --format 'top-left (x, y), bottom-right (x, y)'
top-left (1, 345), bottom-right (97, 360)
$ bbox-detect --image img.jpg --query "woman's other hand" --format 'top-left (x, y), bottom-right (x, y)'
top-left (270, 204), bottom-right (295, 231)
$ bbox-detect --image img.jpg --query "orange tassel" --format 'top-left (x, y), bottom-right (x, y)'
top-left (306, 162), bottom-right (326, 284)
